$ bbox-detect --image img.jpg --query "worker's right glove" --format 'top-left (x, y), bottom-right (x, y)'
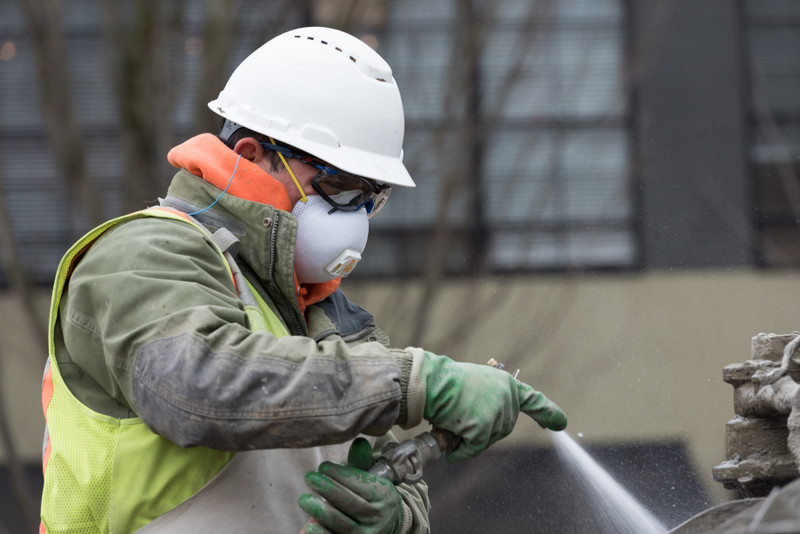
top-left (418, 351), bottom-right (566, 462)
top-left (299, 438), bottom-right (404, 534)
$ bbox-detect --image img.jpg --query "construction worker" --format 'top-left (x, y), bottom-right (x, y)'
top-left (39, 27), bottom-right (566, 534)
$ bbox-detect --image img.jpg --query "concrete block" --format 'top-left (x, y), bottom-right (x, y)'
top-left (725, 415), bottom-right (789, 460)
top-left (751, 332), bottom-right (800, 362)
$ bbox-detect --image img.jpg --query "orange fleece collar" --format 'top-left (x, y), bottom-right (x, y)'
top-left (167, 134), bottom-right (340, 313)
top-left (168, 133), bottom-right (292, 212)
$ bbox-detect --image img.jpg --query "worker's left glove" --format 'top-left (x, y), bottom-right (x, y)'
top-left (418, 351), bottom-right (567, 462)
top-left (299, 438), bottom-right (405, 534)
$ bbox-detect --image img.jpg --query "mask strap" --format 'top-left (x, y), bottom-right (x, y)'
top-left (270, 137), bottom-right (307, 203)
top-left (186, 154), bottom-right (241, 216)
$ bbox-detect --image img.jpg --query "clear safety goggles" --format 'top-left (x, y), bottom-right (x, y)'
top-left (260, 141), bottom-right (391, 218)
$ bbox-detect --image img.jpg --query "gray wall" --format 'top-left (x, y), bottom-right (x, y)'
top-left (635, 0), bottom-right (754, 268)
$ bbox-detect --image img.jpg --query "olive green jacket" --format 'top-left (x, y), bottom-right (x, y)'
top-left (53, 169), bottom-right (430, 531)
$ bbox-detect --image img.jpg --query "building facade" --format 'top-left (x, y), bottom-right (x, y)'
top-left (0, 0), bottom-right (799, 532)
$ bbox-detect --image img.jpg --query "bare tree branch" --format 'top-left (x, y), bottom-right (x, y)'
top-left (0, 182), bottom-right (47, 357)
top-left (404, 0), bottom-right (589, 351)
top-left (0, 154), bottom-right (43, 534)
top-left (101, 0), bottom-right (177, 212)
top-left (0, 363), bottom-right (37, 534)
top-left (0, 119), bottom-right (46, 534)
top-left (16, 0), bottom-right (105, 227)
top-left (312, 0), bottom-right (389, 33)
top-left (154, 0), bottom-right (188, 181)
top-left (0, 168), bottom-right (39, 534)
top-left (193, 0), bottom-right (238, 136)
top-left (408, 0), bottom-right (498, 346)
top-left (751, 63), bottom-right (800, 226)
top-left (242, 1), bottom-right (311, 61)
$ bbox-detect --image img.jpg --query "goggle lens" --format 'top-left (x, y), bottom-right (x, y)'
top-left (312, 171), bottom-right (391, 219)
top-left (259, 141), bottom-right (391, 218)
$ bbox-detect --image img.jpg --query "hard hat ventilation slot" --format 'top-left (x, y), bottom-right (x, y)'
top-left (291, 33), bottom-right (361, 65)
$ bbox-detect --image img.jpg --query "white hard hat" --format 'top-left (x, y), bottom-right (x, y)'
top-left (208, 27), bottom-right (415, 188)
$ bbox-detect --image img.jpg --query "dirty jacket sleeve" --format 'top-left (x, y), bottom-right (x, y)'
top-left (59, 217), bottom-right (422, 451)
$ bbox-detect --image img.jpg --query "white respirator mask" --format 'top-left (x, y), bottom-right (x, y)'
top-left (291, 193), bottom-right (369, 284)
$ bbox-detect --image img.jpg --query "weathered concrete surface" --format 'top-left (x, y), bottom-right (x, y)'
top-left (669, 498), bottom-right (762, 534)
top-left (670, 477), bottom-right (800, 533)
top-left (713, 333), bottom-right (800, 497)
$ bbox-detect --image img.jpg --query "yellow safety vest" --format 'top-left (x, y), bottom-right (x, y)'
top-left (40, 207), bottom-right (288, 534)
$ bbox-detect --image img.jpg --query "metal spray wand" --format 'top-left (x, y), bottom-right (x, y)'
top-left (299, 359), bottom-right (519, 532)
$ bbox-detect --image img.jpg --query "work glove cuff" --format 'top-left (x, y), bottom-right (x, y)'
top-left (396, 347), bottom-right (426, 429)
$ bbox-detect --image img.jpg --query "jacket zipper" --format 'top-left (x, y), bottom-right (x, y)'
top-left (342, 323), bottom-right (378, 343)
top-left (268, 212), bottom-right (305, 336)
top-left (313, 323), bottom-right (377, 344)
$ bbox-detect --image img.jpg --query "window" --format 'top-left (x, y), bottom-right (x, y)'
top-left (357, 0), bottom-right (633, 277)
top-left (745, 0), bottom-right (800, 266)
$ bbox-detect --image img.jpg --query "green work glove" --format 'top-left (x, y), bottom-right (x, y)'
top-left (421, 351), bottom-right (567, 462)
top-left (299, 438), bottom-right (404, 534)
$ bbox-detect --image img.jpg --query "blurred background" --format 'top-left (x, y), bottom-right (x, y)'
top-left (1, 0), bottom-right (799, 532)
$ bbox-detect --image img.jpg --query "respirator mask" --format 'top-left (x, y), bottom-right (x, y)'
top-left (291, 192), bottom-right (369, 284)
top-left (260, 138), bottom-right (390, 284)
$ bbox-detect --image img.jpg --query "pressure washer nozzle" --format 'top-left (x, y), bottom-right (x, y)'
top-left (486, 358), bottom-right (504, 370)
top-left (486, 358), bottom-right (520, 380)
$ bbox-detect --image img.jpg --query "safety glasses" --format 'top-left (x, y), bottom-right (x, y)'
top-left (260, 141), bottom-right (391, 218)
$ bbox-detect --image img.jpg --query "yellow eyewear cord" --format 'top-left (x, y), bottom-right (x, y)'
top-left (269, 136), bottom-right (308, 203)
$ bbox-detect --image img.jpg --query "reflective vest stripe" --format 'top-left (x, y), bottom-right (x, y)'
top-left (41, 360), bottom-right (53, 475)
top-left (40, 364), bottom-right (51, 534)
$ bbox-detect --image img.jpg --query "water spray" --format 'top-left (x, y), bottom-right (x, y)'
top-left (552, 431), bottom-right (667, 534)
